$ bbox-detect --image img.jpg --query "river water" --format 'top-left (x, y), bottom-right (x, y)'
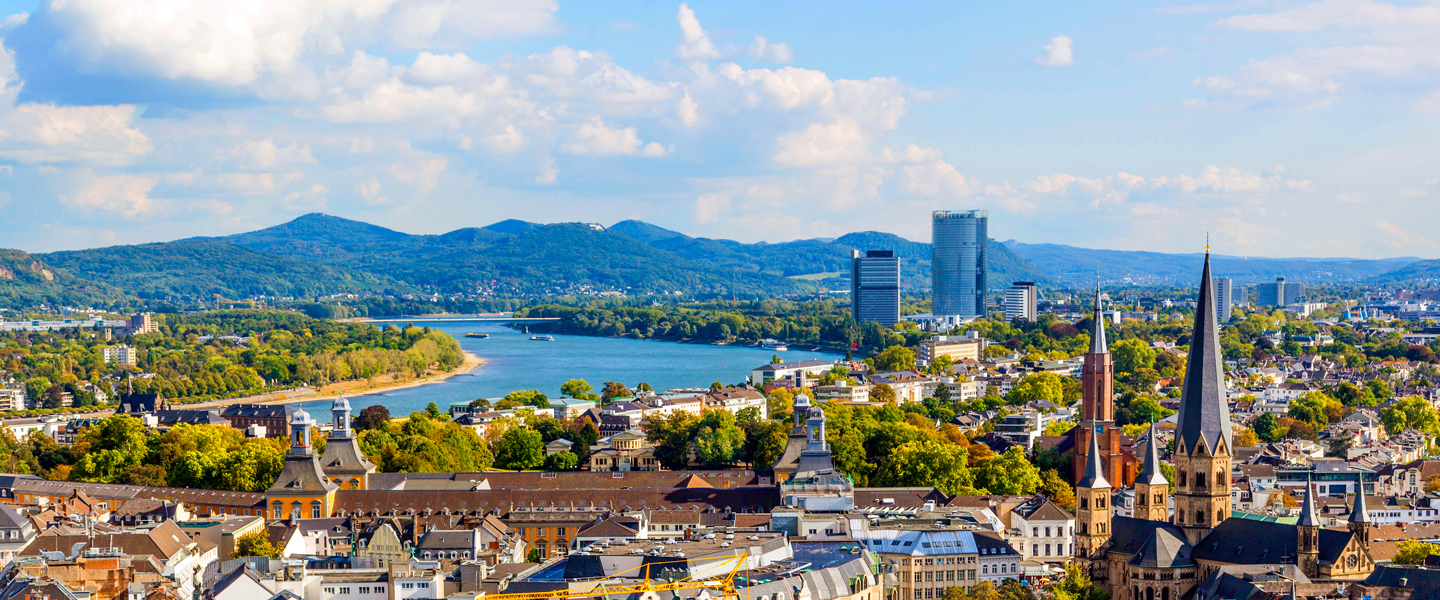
top-left (295, 320), bottom-right (839, 416)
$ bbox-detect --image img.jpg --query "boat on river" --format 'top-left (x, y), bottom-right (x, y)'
top-left (531, 335), bottom-right (556, 342)
top-left (759, 339), bottom-right (789, 351)
top-left (464, 333), bottom-right (490, 338)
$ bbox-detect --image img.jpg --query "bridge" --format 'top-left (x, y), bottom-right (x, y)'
top-left (345, 314), bottom-right (560, 324)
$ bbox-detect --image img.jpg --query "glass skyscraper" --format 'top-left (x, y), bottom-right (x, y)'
top-left (851, 249), bottom-right (900, 326)
top-left (932, 210), bottom-right (988, 317)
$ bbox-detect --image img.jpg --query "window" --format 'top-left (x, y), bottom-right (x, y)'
top-left (325, 588), bottom-right (335, 595)
top-left (1044, 527), bottom-right (1051, 537)
top-left (1045, 544), bottom-right (1051, 556)
top-left (402, 583), bottom-right (415, 589)
top-left (1032, 544), bottom-right (1038, 556)
top-left (272, 501), bottom-right (283, 519)
top-left (339, 588), bottom-right (350, 595)
top-left (1032, 527), bottom-right (1038, 537)
top-left (375, 586), bottom-right (385, 593)
top-left (359, 588), bottom-right (369, 594)
top-left (312, 501), bottom-right (323, 519)
top-left (419, 583), bottom-right (430, 589)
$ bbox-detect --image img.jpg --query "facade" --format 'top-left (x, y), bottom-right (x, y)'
top-left (587, 429), bottom-right (659, 472)
top-left (916, 335), bottom-right (982, 366)
top-left (1213, 277), bottom-right (1234, 322)
top-left (0, 387), bottom-right (26, 412)
top-left (1254, 277), bottom-right (1305, 306)
top-left (931, 210), bottom-right (988, 318)
top-left (1011, 496), bottom-right (1074, 562)
top-left (220, 404), bottom-right (296, 438)
top-left (266, 408), bottom-right (339, 521)
top-left (751, 359), bottom-right (834, 386)
top-left (1004, 282), bottom-right (1038, 322)
top-left (319, 397), bottom-right (377, 490)
top-left (866, 529), bottom-right (982, 599)
top-left (127, 312), bottom-right (156, 335)
top-left (102, 345), bottom-right (138, 366)
top-left (851, 249), bottom-right (901, 326)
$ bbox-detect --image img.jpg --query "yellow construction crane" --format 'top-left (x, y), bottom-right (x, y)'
top-left (483, 555), bottom-right (749, 600)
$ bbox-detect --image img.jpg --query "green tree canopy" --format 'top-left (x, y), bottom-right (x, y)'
top-left (494, 428), bottom-right (544, 470)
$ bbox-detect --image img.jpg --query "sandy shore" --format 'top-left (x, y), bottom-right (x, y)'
top-left (293, 350), bottom-right (487, 406)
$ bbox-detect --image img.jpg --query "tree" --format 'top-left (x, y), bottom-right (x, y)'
top-left (927, 354), bottom-right (955, 375)
top-left (997, 580), bottom-right (1035, 600)
top-left (425, 401), bottom-right (445, 420)
top-left (1382, 396), bottom-right (1440, 436)
top-left (643, 411), bottom-right (699, 470)
top-left (1048, 562), bottom-right (1103, 600)
top-left (1424, 476), bottom-right (1440, 495)
top-left (468, 398), bottom-right (492, 411)
top-left (1233, 427), bottom-right (1259, 448)
top-left (543, 451), bottom-right (579, 471)
top-left (354, 405), bottom-right (391, 431)
top-left (1006, 372), bottom-right (1064, 405)
top-left (1253, 412), bottom-right (1284, 443)
top-left (122, 464), bottom-right (169, 487)
top-left (1112, 339), bottom-right (1157, 375)
top-left (601, 382), bottom-right (632, 401)
top-left (743, 421), bottom-right (787, 469)
top-left (693, 410), bottom-right (747, 467)
top-left (871, 383), bottom-right (897, 404)
top-left (975, 446), bottom-right (1042, 496)
top-left (1038, 468), bottom-right (1076, 512)
top-left (872, 345), bottom-right (917, 372)
top-left (561, 379), bottom-right (594, 399)
top-left (710, 381), bottom-right (724, 391)
top-left (876, 439), bottom-right (975, 495)
top-left (70, 415), bottom-right (150, 483)
top-left (1393, 539), bottom-right (1437, 565)
top-left (494, 428), bottom-right (544, 470)
top-left (771, 354), bottom-right (783, 364)
top-left (232, 530), bottom-right (278, 559)
top-left (526, 548), bottom-right (544, 563)
top-left (636, 382), bottom-right (653, 393)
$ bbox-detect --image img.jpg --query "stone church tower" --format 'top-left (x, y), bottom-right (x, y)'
top-left (1075, 425), bottom-right (1113, 569)
top-left (1133, 421), bottom-right (1170, 522)
top-left (1172, 252), bottom-right (1234, 544)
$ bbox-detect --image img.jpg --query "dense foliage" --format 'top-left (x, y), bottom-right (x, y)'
top-left (0, 310), bottom-right (464, 415)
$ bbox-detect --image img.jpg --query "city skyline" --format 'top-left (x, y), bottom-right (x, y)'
top-left (0, 1), bottom-right (1437, 258)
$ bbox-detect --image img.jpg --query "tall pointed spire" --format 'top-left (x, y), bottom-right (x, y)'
top-left (1349, 478), bottom-right (1371, 524)
top-left (1175, 251), bottom-right (1232, 454)
top-left (1298, 480), bottom-right (1320, 528)
top-left (1089, 280), bottom-right (1108, 355)
top-left (1078, 424), bottom-right (1111, 489)
top-left (1137, 421), bottom-right (1167, 487)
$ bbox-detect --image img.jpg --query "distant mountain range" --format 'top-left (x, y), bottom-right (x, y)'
top-left (0, 213), bottom-right (1432, 310)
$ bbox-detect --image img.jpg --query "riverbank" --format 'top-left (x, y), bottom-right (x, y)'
top-left (0, 351), bottom-right (486, 427)
top-left (510, 324), bottom-right (852, 356)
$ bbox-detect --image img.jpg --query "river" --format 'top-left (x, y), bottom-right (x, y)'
top-left (295, 320), bottom-right (839, 416)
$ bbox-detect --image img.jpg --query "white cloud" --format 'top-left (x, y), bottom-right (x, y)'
top-left (387, 0), bottom-right (557, 47)
top-left (390, 155), bottom-right (448, 194)
top-left (560, 116), bottom-right (666, 157)
top-left (534, 155), bottom-right (558, 185)
top-left (282, 184), bottom-right (329, 212)
top-left (61, 174), bottom-right (164, 217)
top-left (773, 119), bottom-right (869, 167)
top-left (406, 52), bottom-right (488, 85)
top-left (747, 36), bottom-right (794, 63)
top-left (1377, 221), bottom-right (1430, 250)
top-left (355, 178), bottom-right (386, 205)
top-left (694, 192), bottom-right (731, 223)
top-left (224, 138), bottom-right (315, 169)
top-left (0, 104), bottom-right (153, 165)
top-left (675, 4), bottom-right (722, 61)
top-left (212, 171), bottom-right (304, 193)
top-left (1416, 89), bottom-right (1440, 115)
top-left (1336, 191), bottom-right (1367, 203)
top-left (1035, 35), bottom-right (1074, 67)
top-left (677, 91), bottom-right (699, 127)
top-left (510, 47), bottom-right (677, 109)
top-left (900, 160), bottom-right (975, 198)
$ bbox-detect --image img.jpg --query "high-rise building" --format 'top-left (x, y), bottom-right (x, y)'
top-left (1232, 285), bottom-right (1246, 306)
top-left (126, 313), bottom-right (155, 335)
top-left (1004, 281), bottom-right (1038, 322)
top-left (1213, 277), bottom-right (1234, 322)
top-left (850, 250), bottom-right (900, 326)
top-left (932, 210), bottom-right (988, 318)
top-left (1254, 277), bottom-right (1305, 306)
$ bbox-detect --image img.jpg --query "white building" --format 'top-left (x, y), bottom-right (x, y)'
top-left (103, 344), bottom-right (138, 366)
top-left (0, 387), bottom-right (25, 412)
top-left (1004, 282), bottom-right (1038, 322)
top-left (1009, 496), bottom-right (1074, 563)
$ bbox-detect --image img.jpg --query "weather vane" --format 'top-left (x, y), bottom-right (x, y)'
top-left (1205, 231), bottom-right (1211, 253)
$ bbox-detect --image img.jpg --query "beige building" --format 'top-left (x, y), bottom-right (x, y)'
top-left (102, 345), bottom-right (138, 366)
top-left (354, 522), bottom-right (409, 568)
top-left (588, 429), bottom-right (659, 472)
top-left (918, 335), bottom-right (983, 365)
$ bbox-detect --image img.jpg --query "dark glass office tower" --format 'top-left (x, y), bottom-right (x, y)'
top-left (851, 250), bottom-right (900, 326)
top-left (932, 210), bottom-right (988, 317)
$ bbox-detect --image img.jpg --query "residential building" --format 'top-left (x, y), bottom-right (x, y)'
top-left (916, 334), bottom-right (982, 366)
top-left (862, 529), bottom-right (983, 598)
top-left (814, 381), bottom-right (870, 403)
top-left (1254, 277), bottom-right (1305, 306)
top-left (866, 371), bottom-right (932, 404)
top-left (220, 404), bottom-right (296, 439)
top-left (851, 249), bottom-right (900, 326)
top-left (1004, 281), bottom-right (1038, 322)
top-left (102, 344), bottom-right (138, 366)
top-left (126, 312), bottom-right (156, 335)
top-left (587, 429), bottom-right (658, 472)
top-left (1213, 277), bottom-right (1234, 322)
top-left (751, 359), bottom-right (834, 387)
top-left (992, 411), bottom-right (1055, 450)
top-left (1010, 495), bottom-right (1074, 563)
top-left (115, 392), bottom-right (165, 415)
top-left (0, 387), bottom-right (25, 412)
top-left (932, 210), bottom-right (988, 318)
top-left (0, 504), bottom-right (36, 564)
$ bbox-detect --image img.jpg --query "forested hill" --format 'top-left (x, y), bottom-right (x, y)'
top-left (1, 212), bottom-right (1432, 311)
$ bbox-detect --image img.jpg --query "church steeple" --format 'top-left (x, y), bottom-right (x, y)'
top-left (1089, 282), bottom-right (1108, 355)
top-left (1349, 477), bottom-right (1372, 549)
top-left (1297, 480), bottom-right (1321, 577)
top-left (1075, 424), bottom-right (1113, 560)
top-left (1133, 422), bottom-right (1170, 521)
top-left (1173, 250), bottom-right (1234, 544)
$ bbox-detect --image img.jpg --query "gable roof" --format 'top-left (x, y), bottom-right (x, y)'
top-left (1128, 527), bottom-right (1194, 568)
top-left (1191, 517), bottom-right (1352, 565)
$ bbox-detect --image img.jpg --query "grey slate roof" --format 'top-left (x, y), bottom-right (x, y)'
top-left (1297, 482), bottom-right (1320, 528)
top-left (1361, 565), bottom-right (1440, 597)
top-left (1175, 253), bottom-right (1233, 454)
top-left (1190, 517), bottom-right (1352, 565)
top-left (1349, 477), bottom-right (1372, 524)
top-left (220, 404), bottom-right (296, 419)
top-left (320, 432), bottom-right (376, 475)
top-left (1136, 422), bottom-right (1168, 487)
top-left (268, 453), bottom-right (339, 496)
top-left (153, 409), bottom-right (229, 426)
top-left (1127, 527), bottom-right (1193, 568)
top-left (1077, 423), bottom-right (1110, 489)
top-left (1108, 516), bottom-right (1190, 558)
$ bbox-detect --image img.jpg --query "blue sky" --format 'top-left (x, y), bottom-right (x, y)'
top-left (0, 0), bottom-right (1437, 258)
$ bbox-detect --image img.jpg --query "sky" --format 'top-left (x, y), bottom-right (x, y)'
top-left (0, 0), bottom-right (1437, 259)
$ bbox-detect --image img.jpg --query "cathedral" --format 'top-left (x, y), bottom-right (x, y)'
top-left (1064, 286), bottom-right (1138, 487)
top-left (1075, 253), bottom-right (1377, 600)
